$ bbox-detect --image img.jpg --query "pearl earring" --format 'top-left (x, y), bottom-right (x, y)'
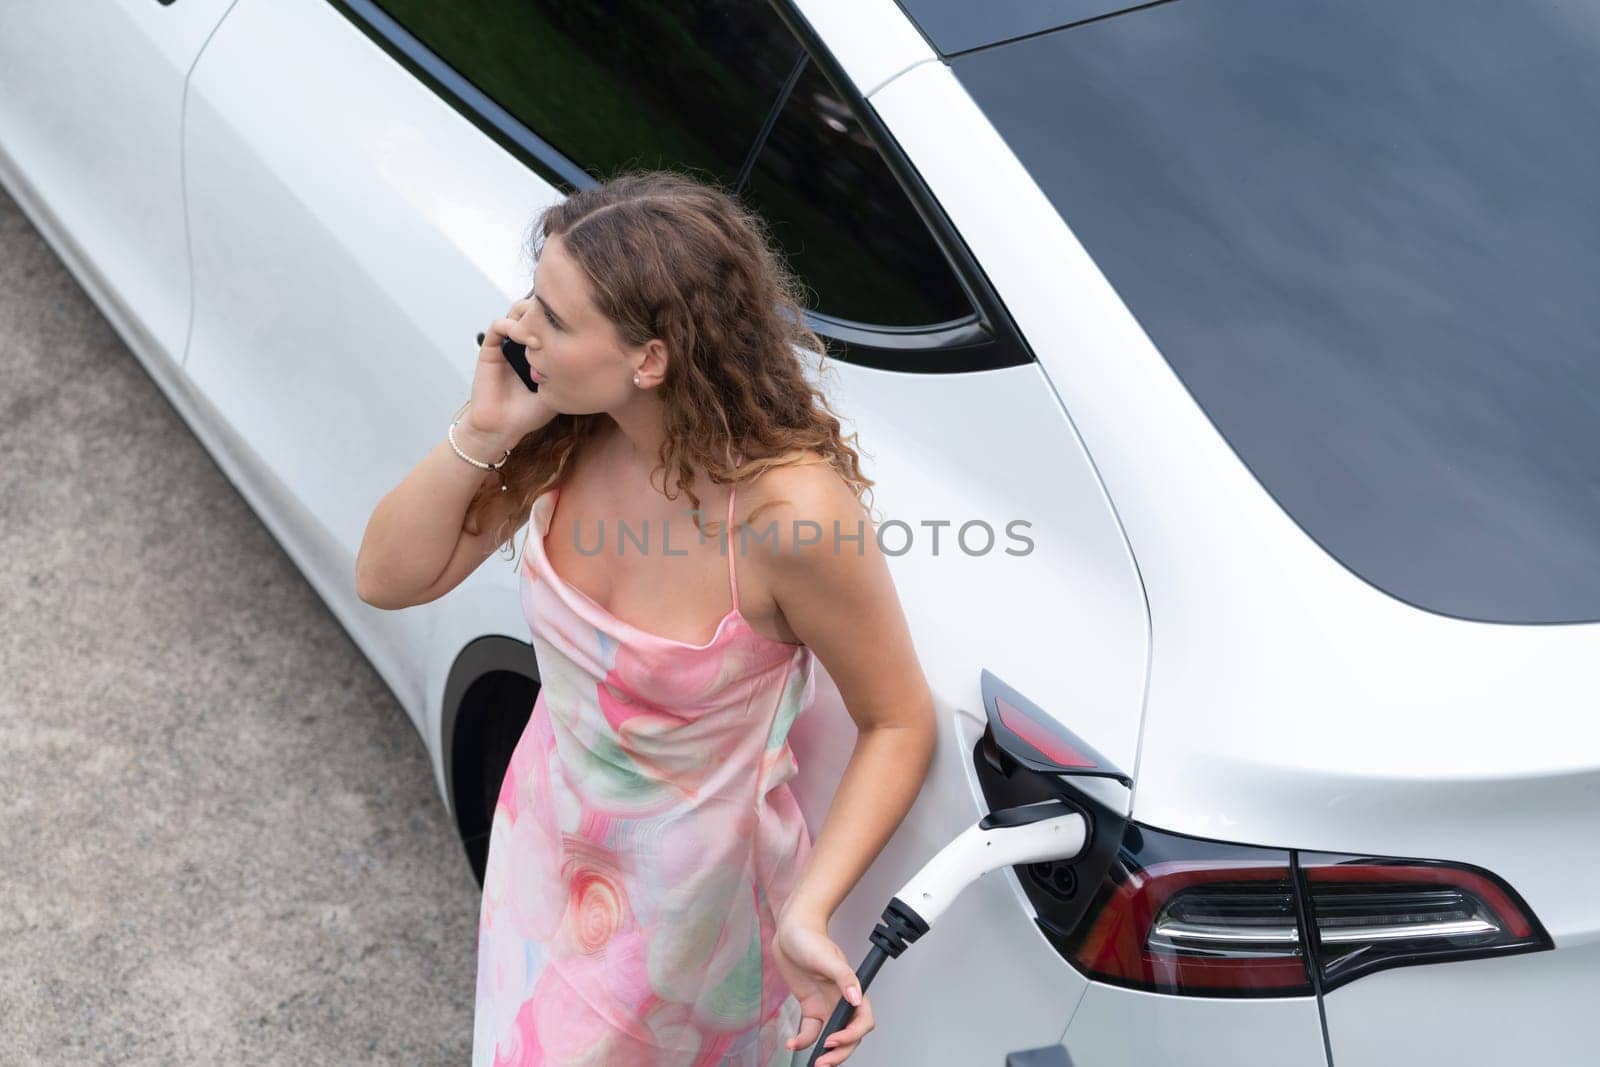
top-left (633, 375), bottom-right (641, 386)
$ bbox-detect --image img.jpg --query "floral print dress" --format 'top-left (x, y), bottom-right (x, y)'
top-left (472, 459), bottom-right (816, 1066)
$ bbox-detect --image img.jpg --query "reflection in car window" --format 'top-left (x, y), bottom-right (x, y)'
top-left (370, 0), bottom-right (802, 190)
top-left (953, 0), bottom-right (1600, 622)
top-left (739, 59), bottom-right (973, 328)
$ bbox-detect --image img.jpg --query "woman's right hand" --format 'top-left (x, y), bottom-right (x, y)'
top-left (466, 295), bottom-right (559, 445)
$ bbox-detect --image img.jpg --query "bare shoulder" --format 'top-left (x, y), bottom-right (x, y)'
top-left (735, 449), bottom-right (869, 559)
top-left (737, 449), bottom-right (911, 673)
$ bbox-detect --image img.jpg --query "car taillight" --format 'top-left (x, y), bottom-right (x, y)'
top-left (1033, 826), bottom-right (1554, 997)
top-left (1078, 862), bottom-right (1313, 994)
top-left (1297, 854), bottom-right (1551, 991)
top-left (1044, 826), bottom-right (1314, 996)
top-left (969, 673), bottom-right (1553, 997)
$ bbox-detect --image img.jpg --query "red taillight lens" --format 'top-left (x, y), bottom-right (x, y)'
top-left (1073, 859), bottom-right (1312, 994)
top-left (1044, 828), bottom-right (1314, 996)
top-left (1298, 854), bottom-right (1552, 991)
top-left (970, 703), bottom-right (1552, 998)
top-left (1011, 822), bottom-right (1552, 998)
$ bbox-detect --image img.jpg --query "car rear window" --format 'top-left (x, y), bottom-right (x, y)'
top-left (952, 0), bottom-right (1600, 623)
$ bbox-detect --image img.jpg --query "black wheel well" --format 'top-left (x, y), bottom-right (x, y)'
top-left (441, 636), bottom-right (541, 888)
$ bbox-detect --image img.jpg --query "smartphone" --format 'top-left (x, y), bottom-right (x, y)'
top-left (476, 331), bottom-right (540, 392)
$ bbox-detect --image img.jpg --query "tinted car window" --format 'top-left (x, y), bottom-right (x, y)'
top-left (370, 0), bottom-right (802, 189)
top-left (953, 0), bottom-right (1600, 623)
top-left (739, 58), bottom-right (973, 327)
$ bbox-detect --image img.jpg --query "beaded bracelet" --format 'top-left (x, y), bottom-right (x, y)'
top-left (448, 413), bottom-right (512, 492)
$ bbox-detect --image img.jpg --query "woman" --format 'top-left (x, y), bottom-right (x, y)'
top-left (359, 170), bottom-right (936, 1066)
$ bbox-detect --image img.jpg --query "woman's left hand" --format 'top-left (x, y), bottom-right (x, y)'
top-left (771, 912), bottom-right (876, 1066)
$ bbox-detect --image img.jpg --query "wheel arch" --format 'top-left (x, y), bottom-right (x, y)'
top-left (440, 635), bottom-right (541, 886)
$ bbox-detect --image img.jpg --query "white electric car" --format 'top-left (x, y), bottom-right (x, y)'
top-left (3, 0), bottom-right (1595, 1063)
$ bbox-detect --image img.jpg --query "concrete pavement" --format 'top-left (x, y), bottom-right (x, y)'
top-left (0, 184), bottom-right (480, 1064)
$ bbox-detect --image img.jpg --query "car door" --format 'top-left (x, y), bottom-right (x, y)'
top-left (0, 0), bottom-right (239, 368)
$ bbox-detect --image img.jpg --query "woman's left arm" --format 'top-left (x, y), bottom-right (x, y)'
top-left (755, 471), bottom-right (937, 1065)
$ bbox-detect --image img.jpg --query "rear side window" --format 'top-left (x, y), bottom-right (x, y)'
top-left (355, 0), bottom-right (1013, 371)
top-left (369, 0), bottom-right (803, 190)
top-left (737, 58), bottom-right (973, 328)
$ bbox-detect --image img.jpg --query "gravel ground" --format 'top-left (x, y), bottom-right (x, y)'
top-left (0, 184), bottom-right (480, 1063)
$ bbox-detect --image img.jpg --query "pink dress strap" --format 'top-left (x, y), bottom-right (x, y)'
top-left (726, 451), bottom-right (743, 612)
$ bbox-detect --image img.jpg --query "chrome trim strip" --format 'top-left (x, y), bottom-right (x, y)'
top-left (1318, 917), bottom-right (1500, 944)
top-left (1149, 920), bottom-right (1300, 947)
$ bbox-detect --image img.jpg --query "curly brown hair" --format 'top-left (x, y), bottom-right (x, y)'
top-left (460, 168), bottom-right (877, 566)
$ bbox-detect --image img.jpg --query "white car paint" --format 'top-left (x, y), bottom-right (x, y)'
top-left (0, 0), bottom-right (239, 366)
top-left (179, 0), bottom-right (556, 731)
top-left (867, 38), bottom-right (1598, 1067)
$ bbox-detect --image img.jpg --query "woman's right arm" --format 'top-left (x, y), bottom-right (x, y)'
top-left (354, 422), bottom-right (524, 610)
top-left (355, 302), bottom-right (558, 610)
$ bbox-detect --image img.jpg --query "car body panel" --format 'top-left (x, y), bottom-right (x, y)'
top-left (1321, 940), bottom-right (1600, 1064)
top-left (870, 51), bottom-right (1600, 1061)
top-left (1061, 983), bottom-right (1327, 1067)
top-left (180, 0), bottom-right (554, 734)
top-left (905, 16), bottom-right (1600, 957)
top-left (0, 0), bottom-right (239, 367)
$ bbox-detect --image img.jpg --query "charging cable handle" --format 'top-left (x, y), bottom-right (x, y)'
top-left (805, 800), bottom-right (1086, 1065)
